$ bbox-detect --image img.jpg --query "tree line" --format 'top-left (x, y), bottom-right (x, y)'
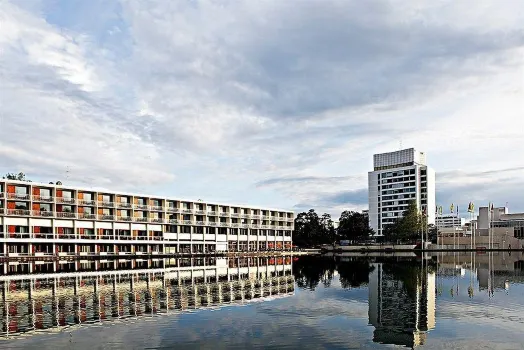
top-left (293, 200), bottom-right (436, 247)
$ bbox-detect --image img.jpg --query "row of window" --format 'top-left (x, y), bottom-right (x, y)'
top-left (1, 184), bottom-right (291, 217)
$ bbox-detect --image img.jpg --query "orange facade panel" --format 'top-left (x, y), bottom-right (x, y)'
top-left (32, 187), bottom-right (40, 195)
top-left (78, 192), bottom-right (84, 199)
top-left (56, 189), bottom-right (63, 197)
top-left (78, 207), bottom-right (84, 213)
top-left (7, 185), bottom-right (15, 193)
top-left (7, 202), bottom-right (15, 209)
top-left (32, 203), bottom-right (40, 211)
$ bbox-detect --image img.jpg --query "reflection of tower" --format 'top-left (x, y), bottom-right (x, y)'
top-left (368, 262), bottom-right (436, 348)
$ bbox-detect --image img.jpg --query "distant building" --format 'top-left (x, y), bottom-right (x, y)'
top-left (477, 206), bottom-right (524, 239)
top-left (436, 214), bottom-right (465, 228)
top-left (368, 148), bottom-right (436, 236)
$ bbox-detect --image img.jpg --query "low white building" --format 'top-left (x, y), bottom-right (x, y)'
top-left (436, 214), bottom-right (465, 228)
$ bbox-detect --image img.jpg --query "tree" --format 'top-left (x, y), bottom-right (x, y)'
top-left (382, 200), bottom-right (423, 243)
top-left (3, 172), bottom-right (30, 181)
top-left (337, 211), bottom-right (374, 242)
top-left (293, 209), bottom-right (335, 248)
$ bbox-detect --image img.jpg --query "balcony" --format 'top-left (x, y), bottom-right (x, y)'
top-left (207, 211), bottom-right (217, 216)
top-left (219, 222), bottom-right (229, 227)
top-left (167, 207), bottom-right (180, 213)
top-left (242, 224), bottom-right (250, 229)
top-left (230, 213), bottom-right (240, 218)
top-left (135, 217), bottom-right (148, 223)
top-left (98, 201), bottom-right (114, 207)
top-left (57, 212), bottom-right (77, 218)
top-left (219, 212), bottom-right (229, 217)
top-left (182, 208), bottom-right (193, 214)
top-left (252, 224), bottom-right (261, 228)
top-left (241, 214), bottom-right (250, 219)
top-left (208, 222), bottom-right (217, 226)
top-left (134, 204), bottom-right (149, 210)
top-left (231, 223), bottom-right (239, 228)
top-left (118, 216), bottom-right (133, 222)
top-left (57, 197), bottom-right (75, 204)
top-left (79, 199), bottom-right (96, 206)
top-left (251, 214), bottom-right (261, 219)
top-left (7, 209), bottom-right (31, 216)
top-left (195, 210), bottom-right (205, 215)
top-left (99, 214), bottom-right (115, 221)
top-left (8, 193), bottom-right (30, 200)
top-left (169, 219), bottom-right (179, 224)
top-left (80, 213), bottom-right (96, 220)
top-left (261, 225), bottom-right (269, 229)
top-left (182, 220), bottom-right (193, 225)
top-left (32, 210), bottom-right (55, 217)
top-left (150, 218), bottom-right (164, 223)
top-left (150, 206), bottom-right (164, 211)
top-left (32, 195), bottom-right (54, 202)
top-left (195, 220), bottom-right (205, 225)
top-left (117, 202), bottom-right (132, 209)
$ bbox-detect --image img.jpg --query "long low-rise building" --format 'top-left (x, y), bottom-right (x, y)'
top-left (0, 179), bottom-right (294, 257)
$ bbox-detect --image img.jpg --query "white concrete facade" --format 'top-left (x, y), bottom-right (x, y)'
top-left (436, 214), bottom-right (465, 228)
top-left (368, 148), bottom-right (436, 236)
top-left (0, 180), bottom-right (294, 256)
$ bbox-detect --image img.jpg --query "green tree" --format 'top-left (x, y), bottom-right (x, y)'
top-left (382, 200), bottom-right (423, 243)
top-left (3, 172), bottom-right (30, 181)
top-left (337, 211), bottom-right (374, 242)
top-left (293, 209), bottom-right (335, 248)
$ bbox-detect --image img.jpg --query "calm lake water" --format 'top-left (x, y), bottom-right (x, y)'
top-left (1, 253), bottom-right (524, 349)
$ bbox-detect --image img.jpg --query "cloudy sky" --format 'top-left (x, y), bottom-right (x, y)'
top-left (1, 0), bottom-right (523, 217)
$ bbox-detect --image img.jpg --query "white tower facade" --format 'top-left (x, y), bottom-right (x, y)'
top-left (368, 148), bottom-right (435, 236)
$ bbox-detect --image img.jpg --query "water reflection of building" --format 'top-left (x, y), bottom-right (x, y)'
top-left (0, 257), bottom-right (294, 338)
top-left (368, 263), bottom-right (435, 348)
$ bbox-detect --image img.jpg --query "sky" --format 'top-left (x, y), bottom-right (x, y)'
top-left (0, 0), bottom-right (523, 218)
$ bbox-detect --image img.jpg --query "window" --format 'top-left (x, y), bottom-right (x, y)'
top-left (62, 205), bottom-right (73, 212)
top-left (102, 194), bottom-right (111, 202)
top-left (15, 202), bottom-right (28, 209)
top-left (120, 196), bottom-right (128, 203)
top-left (15, 186), bottom-right (27, 195)
top-left (63, 191), bottom-right (73, 199)
top-left (40, 203), bottom-right (52, 212)
top-left (40, 189), bottom-right (51, 198)
top-left (84, 193), bottom-right (92, 201)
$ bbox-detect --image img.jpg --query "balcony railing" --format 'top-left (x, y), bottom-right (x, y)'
top-left (231, 223), bottom-right (239, 228)
top-left (240, 214), bottom-right (250, 219)
top-left (134, 204), bottom-right (149, 210)
top-left (242, 224), bottom-right (250, 228)
top-left (7, 193), bottom-right (30, 200)
top-left (194, 210), bottom-right (205, 215)
top-left (167, 207), bottom-right (180, 213)
top-left (100, 215), bottom-right (115, 221)
top-left (150, 218), bottom-right (164, 223)
top-left (251, 214), bottom-right (261, 219)
top-left (57, 197), bottom-right (75, 204)
top-left (261, 225), bottom-right (269, 229)
top-left (78, 199), bottom-right (96, 206)
top-left (32, 195), bottom-right (54, 202)
top-left (117, 202), bottom-right (132, 208)
top-left (182, 209), bottom-right (193, 214)
top-left (57, 212), bottom-right (77, 218)
top-left (207, 211), bottom-right (217, 216)
top-left (219, 222), bottom-right (229, 227)
top-left (98, 201), bottom-right (114, 207)
top-left (252, 224), bottom-right (261, 228)
top-left (230, 213), bottom-right (240, 218)
top-left (7, 209), bottom-right (31, 216)
top-left (219, 212), bottom-right (229, 217)
top-left (208, 222), bottom-right (217, 226)
top-left (80, 213), bottom-right (96, 220)
top-left (182, 220), bottom-right (193, 225)
top-left (169, 219), bottom-right (178, 224)
top-left (135, 217), bottom-right (148, 222)
top-left (195, 220), bottom-right (205, 225)
top-left (118, 216), bottom-right (133, 222)
top-left (32, 210), bottom-right (54, 217)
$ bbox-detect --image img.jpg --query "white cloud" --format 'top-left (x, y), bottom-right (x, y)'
top-left (0, 0), bottom-right (523, 213)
